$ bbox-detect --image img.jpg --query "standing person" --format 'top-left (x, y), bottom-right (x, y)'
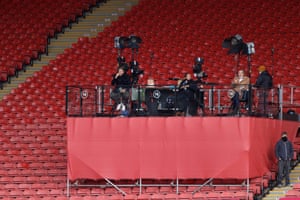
top-left (254, 65), bottom-right (273, 115)
top-left (230, 70), bottom-right (250, 114)
top-left (178, 73), bottom-right (198, 116)
top-left (110, 67), bottom-right (131, 112)
top-left (275, 131), bottom-right (294, 187)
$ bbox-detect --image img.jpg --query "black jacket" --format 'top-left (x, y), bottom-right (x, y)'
top-left (179, 79), bottom-right (197, 100)
top-left (275, 139), bottom-right (293, 160)
top-left (254, 71), bottom-right (273, 89)
top-left (111, 73), bottom-right (131, 89)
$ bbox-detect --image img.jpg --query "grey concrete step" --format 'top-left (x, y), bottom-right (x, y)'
top-left (263, 163), bottom-right (300, 200)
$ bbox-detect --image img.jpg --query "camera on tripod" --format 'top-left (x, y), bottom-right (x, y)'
top-left (130, 60), bottom-right (144, 85)
top-left (193, 57), bottom-right (208, 80)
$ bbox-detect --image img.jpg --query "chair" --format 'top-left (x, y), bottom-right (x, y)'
top-left (137, 194), bottom-right (151, 200)
top-left (145, 187), bottom-right (160, 194)
top-left (107, 194), bottom-right (125, 200)
top-left (206, 191), bottom-right (221, 200)
top-left (293, 183), bottom-right (300, 190)
top-left (8, 189), bottom-right (23, 198)
top-left (150, 194), bottom-right (165, 200)
top-left (178, 192), bottom-right (192, 200)
top-left (159, 187), bottom-right (173, 194)
top-left (12, 176), bottom-right (27, 183)
top-left (220, 191), bottom-right (235, 199)
top-left (233, 191), bottom-right (253, 200)
top-left (124, 194), bottom-right (138, 200)
top-left (49, 189), bottom-right (64, 196)
top-left (0, 190), bottom-right (9, 197)
top-left (285, 190), bottom-right (300, 197)
top-left (164, 193), bottom-right (179, 200)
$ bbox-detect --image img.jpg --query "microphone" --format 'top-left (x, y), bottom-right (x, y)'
top-left (271, 47), bottom-right (275, 54)
top-left (168, 77), bottom-right (180, 81)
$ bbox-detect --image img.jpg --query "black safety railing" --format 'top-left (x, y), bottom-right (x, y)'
top-left (65, 84), bottom-right (295, 119)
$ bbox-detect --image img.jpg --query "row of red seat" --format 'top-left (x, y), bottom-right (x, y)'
top-left (0, 0), bottom-right (97, 83)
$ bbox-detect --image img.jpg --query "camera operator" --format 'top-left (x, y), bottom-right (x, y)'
top-left (192, 57), bottom-right (207, 114)
top-left (177, 73), bottom-right (198, 116)
top-left (129, 60), bottom-right (145, 115)
top-left (130, 60), bottom-right (144, 85)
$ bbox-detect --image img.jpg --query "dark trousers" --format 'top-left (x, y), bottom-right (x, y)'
top-left (257, 90), bottom-right (269, 115)
top-left (231, 92), bottom-right (240, 114)
top-left (110, 89), bottom-right (129, 104)
top-left (277, 160), bottom-right (291, 185)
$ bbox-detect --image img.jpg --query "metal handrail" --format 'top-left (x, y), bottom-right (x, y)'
top-left (65, 84), bottom-right (300, 119)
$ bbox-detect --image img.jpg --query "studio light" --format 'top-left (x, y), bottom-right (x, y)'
top-left (245, 42), bottom-right (255, 55)
top-left (222, 34), bottom-right (247, 54)
top-left (114, 35), bottom-right (142, 49)
top-left (114, 36), bottom-right (130, 49)
top-left (128, 35), bottom-right (142, 49)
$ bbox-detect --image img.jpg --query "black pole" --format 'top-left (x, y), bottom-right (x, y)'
top-left (137, 85), bottom-right (142, 114)
top-left (101, 86), bottom-right (105, 114)
top-left (80, 87), bottom-right (83, 117)
top-left (247, 54), bottom-right (252, 115)
top-left (271, 46), bottom-right (275, 78)
top-left (66, 86), bottom-right (69, 116)
top-left (150, 52), bottom-right (154, 77)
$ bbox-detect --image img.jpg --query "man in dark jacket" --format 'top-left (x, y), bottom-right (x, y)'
top-left (275, 131), bottom-right (294, 187)
top-left (178, 73), bottom-right (198, 116)
top-left (254, 65), bottom-right (273, 115)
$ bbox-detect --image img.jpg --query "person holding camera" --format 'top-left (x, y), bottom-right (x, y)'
top-left (177, 73), bottom-right (198, 116)
top-left (130, 60), bottom-right (144, 85)
top-left (193, 57), bottom-right (207, 114)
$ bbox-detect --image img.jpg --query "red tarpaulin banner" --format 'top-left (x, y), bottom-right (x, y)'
top-left (67, 117), bottom-right (299, 180)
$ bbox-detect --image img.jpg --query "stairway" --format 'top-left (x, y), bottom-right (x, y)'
top-left (0, 0), bottom-right (139, 100)
top-left (263, 164), bottom-right (300, 200)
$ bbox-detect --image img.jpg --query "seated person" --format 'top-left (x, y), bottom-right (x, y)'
top-left (110, 66), bottom-right (131, 111)
top-left (146, 77), bottom-right (155, 88)
top-left (230, 70), bottom-right (250, 114)
top-left (178, 73), bottom-right (198, 116)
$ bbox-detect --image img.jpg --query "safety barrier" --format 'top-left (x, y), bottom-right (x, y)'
top-left (66, 84), bottom-right (295, 118)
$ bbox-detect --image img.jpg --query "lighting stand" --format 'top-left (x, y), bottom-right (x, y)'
top-left (234, 54), bottom-right (240, 75)
top-left (271, 46), bottom-right (275, 78)
top-left (131, 48), bottom-right (138, 61)
top-left (247, 54), bottom-right (253, 115)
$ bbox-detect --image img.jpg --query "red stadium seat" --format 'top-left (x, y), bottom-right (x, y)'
top-left (137, 194), bottom-right (151, 200)
top-left (285, 190), bottom-right (300, 197)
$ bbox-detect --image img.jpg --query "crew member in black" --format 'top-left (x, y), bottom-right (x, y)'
top-left (178, 73), bottom-right (198, 116)
top-left (254, 65), bottom-right (273, 115)
top-left (275, 132), bottom-right (293, 187)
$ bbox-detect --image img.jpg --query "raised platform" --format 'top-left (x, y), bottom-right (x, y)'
top-left (67, 116), bottom-right (299, 181)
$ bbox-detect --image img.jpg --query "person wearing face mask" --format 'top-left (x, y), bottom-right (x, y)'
top-left (275, 132), bottom-right (294, 187)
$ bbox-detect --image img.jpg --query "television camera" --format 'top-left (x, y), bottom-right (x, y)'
top-left (130, 60), bottom-right (144, 85)
top-left (117, 56), bottom-right (129, 72)
top-left (193, 57), bottom-right (208, 81)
